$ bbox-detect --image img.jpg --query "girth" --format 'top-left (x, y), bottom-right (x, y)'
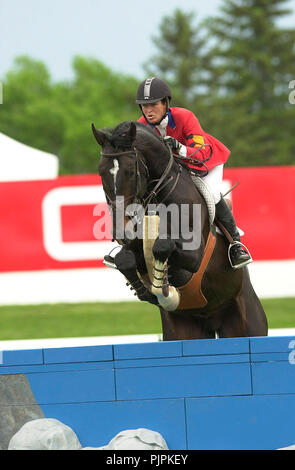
top-left (177, 226), bottom-right (216, 310)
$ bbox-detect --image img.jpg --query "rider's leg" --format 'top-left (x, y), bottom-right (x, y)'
top-left (215, 197), bottom-right (252, 268)
top-left (201, 164), bottom-right (224, 205)
top-left (201, 165), bottom-right (252, 269)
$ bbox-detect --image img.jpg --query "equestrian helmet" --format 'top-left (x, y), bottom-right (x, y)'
top-left (136, 77), bottom-right (172, 104)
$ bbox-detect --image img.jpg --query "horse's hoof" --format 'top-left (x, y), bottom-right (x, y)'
top-left (114, 249), bottom-right (136, 270)
top-left (152, 238), bottom-right (176, 262)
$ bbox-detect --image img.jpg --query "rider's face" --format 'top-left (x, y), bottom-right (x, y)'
top-left (141, 100), bottom-right (166, 124)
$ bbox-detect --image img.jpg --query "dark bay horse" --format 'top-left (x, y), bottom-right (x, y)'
top-left (92, 120), bottom-right (268, 340)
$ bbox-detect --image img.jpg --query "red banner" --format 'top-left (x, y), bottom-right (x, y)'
top-left (0, 166), bottom-right (294, 273)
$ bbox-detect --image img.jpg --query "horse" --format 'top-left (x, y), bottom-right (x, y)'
top-left (92, 120), bottom-right (268, 340)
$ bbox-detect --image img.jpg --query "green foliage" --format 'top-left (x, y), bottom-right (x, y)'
top-left (0, 56), bottom-right (65, 156)
top-left (0, 0), bottom-right (294, 174)
top-left (143, 9), bottom-right (207, 108)
top-left (0, 56), bottom-right (140, 174)
top-left (57, 57), bottom-right (139, 174)
top-left (145, 0), bottom-right (295, 168)
top-left (198, 0), bottom-right (295, 166)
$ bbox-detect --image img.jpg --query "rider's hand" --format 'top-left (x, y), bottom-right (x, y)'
top-left (164, 136), bottom-right (181, 151)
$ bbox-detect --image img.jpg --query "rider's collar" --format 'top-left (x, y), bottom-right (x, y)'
top-left (155, 115), bottom-right (168, 138)
top-left (167, 109), bottom-right (176, 129)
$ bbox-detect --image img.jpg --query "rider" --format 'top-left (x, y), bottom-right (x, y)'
top-left (136, 77), bottom-right (252, 270)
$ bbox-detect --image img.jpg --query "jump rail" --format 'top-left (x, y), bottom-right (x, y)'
top-left (1, 336), bottom-right (295, 450)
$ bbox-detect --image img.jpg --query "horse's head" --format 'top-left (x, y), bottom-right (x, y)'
top-left (92, 121), bottom-right (149, 204)
top-left (92, 121), bottom-right (150, 241)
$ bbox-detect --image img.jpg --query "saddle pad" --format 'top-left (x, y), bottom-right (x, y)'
top-left (190, 174), bottom-right (244, 237)
top-left (190, 174), bottom-right (215, 225)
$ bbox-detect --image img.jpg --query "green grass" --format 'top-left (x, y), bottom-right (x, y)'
top-left (0, 301), bottom-right (162, 341)
top-left (0, 298), bottom-right (294, 341)
top-left (260, 297), bottom-right (295, 329)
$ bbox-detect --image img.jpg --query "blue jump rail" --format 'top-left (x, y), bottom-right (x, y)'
top-left (1, 336), bottom-right (295, 450)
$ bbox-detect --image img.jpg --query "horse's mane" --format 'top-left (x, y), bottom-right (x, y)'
top-left (109, 121), bottom-right (168, 155)
top-left (136, 123), bottom-right (170, 153)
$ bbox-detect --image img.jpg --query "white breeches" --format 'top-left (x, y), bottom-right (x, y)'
top-left (201, 164), bottom-right (224, 204)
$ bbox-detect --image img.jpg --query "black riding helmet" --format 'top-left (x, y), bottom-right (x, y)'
top-left (136, 77), bottom-right (172, 104)
top-left (136, 77), bottom-right (172, 125)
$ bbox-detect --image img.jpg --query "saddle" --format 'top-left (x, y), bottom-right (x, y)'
top-left (176, 226), bottom-right (216, 309)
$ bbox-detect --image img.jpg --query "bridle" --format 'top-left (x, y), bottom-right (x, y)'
top-left (100, 148), bottom-right (148, 207)
top-left (100, 145), bottom-right (182, 212)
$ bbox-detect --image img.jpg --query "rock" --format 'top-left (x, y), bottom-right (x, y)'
top-left (0, 374), bottom-right (45, 450)
top-left (83, 446), bottom-right (107, 450)
top-left (8, 415), bottom-right (168, 451)
top-left (83, 428), bottom-right (168, 450)
top-left (8, 418), bottom-right (82, 450)
top-left (277, 443), bottom-right (295, 450)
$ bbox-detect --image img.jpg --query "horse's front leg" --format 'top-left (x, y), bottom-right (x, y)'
top-left (114, 248), bottom-right (158, 305)
top-left (151, 237), bottom-right (181, 311)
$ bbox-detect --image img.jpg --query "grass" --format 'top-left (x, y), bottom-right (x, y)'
top-left (0, 301), bottom-right (162, 341)
top-left (0, 298), bottom-right (294, 341)
top-left (260, 297), bottom-right (295, 329)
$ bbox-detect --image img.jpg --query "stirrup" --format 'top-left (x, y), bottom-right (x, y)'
top-left (103, 255), bottom-right (117, 269)
top-left (228, 241), bottom-right (253, 269)
top-left (103, 245), bottom-right (122, 269)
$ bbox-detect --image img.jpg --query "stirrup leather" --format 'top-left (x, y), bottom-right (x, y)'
top-left (228, 241), bottom-right (253, 269)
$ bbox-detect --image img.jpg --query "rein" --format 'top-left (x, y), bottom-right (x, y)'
top-left (142, 145), bottom-right (181, 207)
top-left (101, 145), bottom-right (181, 211)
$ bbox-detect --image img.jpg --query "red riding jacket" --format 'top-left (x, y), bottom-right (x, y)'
top-left (138, 107), bottom-right (230, 172)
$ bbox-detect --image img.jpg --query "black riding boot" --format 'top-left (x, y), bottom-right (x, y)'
top-left (215, 197), bottom-right (252, 269)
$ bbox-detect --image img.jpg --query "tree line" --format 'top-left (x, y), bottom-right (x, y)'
top-left (0, 0), bottom-right (294, 175)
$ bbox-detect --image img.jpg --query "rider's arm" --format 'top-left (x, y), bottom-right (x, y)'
top-left (177, 110), bottom-right (213, 162)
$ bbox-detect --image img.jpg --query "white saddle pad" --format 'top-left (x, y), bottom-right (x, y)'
top-left (190, 173), bottom-right (244, 237)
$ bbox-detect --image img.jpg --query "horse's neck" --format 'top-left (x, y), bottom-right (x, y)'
top-left (144, 148), bottom-right (171, 177)
top-left (138, 136), bottom-right (210, 238)
top-left (136, 130), bottom-right (171, 177)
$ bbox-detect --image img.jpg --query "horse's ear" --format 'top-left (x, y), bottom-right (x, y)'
top-left (92, 123), bottom-right (106, 146)
top-left (129, 122), bottom-right (137, 143)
